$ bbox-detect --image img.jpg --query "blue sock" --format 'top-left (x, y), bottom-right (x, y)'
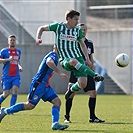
top-left (52, 106), bottom-right (60, 124)
top-left (5, 103), bottom-right (24, 114)
top-left (10, 94), bottom-right (17, 106)
top-left (0, 95), bottom-right (5, 104)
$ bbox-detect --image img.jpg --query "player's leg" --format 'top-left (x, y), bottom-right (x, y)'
top-left (0, 82), bottom-right (42, 122)
top-left (0, 102), bottom-right (36, 123)
top-left (61, 57), bottom-right (104, 82)
top-left (0, 78), bottom-right (11, 108)
top-left (10, 78), bottom-right (20, 106)
top-left (64, 90), bottom-right (76, 123)
top-left (65, 76), bottom-right (87, 100)
top-left (64, 71), bottom-right (76, 123)
top-left (84, 76), bottom-right (105, 123)
top-left (43, 86), bottom-right (68, 130)
top-left (0, 90), bottom-right (10, 107)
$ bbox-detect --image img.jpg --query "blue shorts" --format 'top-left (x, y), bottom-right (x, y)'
top-left (1, 77), bottom-right (21, 91)
top-left (27, 82), bottom-right (58, 106)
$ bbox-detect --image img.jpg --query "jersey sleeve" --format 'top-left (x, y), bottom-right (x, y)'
top-left (91, 42), bottom-right (94, 54)
top-left (48, 22), bottom-right (59, 32)
top-left (50, 53), bottom-right (58, 66)
top-left (78, 29), bottom-right (83, 41)
top-left (0, 49), bottom-right (5, 58)
top-left (17, 49), bottom-right (21, 59)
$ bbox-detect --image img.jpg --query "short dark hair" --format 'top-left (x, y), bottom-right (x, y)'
top-left (8, 35), bottom-right (16, 39)
top-left (78, 23), bottom-right (85, 26)
top-left (65, 10), bottom-right (80, 20)
top-left (78, 23), bottom-right (87, 29)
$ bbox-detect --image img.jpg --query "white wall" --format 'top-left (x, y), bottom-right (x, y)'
top-left (87, 29), bottom-right (132, 94)
top-left (2, 0), bottom-right (75, 44)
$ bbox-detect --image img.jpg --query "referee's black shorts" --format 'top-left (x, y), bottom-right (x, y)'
top-left (69, 71), bottom-right (95, 92)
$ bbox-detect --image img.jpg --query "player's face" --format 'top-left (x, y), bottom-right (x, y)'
top-left (8, 37), bottom-right (16, 48)
top-left (68, 15), bottom-right (79, 28)
top-left (81, 25), bottom-right (87, 37)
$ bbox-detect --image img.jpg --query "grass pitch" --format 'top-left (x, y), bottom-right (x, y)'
top-left (0, 94), bottom-right (132, 133)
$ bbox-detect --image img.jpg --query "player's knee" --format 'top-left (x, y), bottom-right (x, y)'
top-left (52, 97), bottom-right (61, 106)
top-left (3, 91), bottom-right (10, 98)
top-left (69, 58), bottom-right (78, 66)
top-left (88, 90), bottom-right (96, 98)
top-left (79, 82), bottom-right (87, 89)
top-left (24, 102), bottom-right (35, 110)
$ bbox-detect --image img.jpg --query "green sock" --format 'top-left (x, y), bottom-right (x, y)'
top-left (75, 63), bottom-right (95, 77)
top-left (71, 82), bottom-right (82, 91)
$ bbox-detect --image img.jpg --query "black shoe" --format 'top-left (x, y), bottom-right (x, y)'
top-left (64, 115), bottom-right (72, 123)
top-left (94, 74), bottom-right (104, 82)
top-left (65, 88), bottom-right (73, 100)
top-left (89, 117), bottom-right (105, 123)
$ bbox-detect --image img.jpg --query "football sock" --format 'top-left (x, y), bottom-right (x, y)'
top-left (65, 98), bottom-right (73, 117)
top-left (89, 97), bottom-right (96, 119)
top-left (71, 82), bottom-right (82, 91)
top-left (74, 62), bottom-right (95, 77)
top-left (0, 95), bottom-right (5, 104)
top-left (10, 94), bottom-right (17, 106)
top-left (5, 103), bottom-right (25, 114)
top-left (52, 106), bottom-right (60, 124)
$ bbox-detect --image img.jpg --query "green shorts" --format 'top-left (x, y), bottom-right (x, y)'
top-left (60, 57), bottom-right (87, 78)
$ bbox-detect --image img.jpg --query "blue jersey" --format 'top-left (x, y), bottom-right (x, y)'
top-left (0, 47), bottom-right (21, 79)
top-left (32, 51), bottom-right (58, 85)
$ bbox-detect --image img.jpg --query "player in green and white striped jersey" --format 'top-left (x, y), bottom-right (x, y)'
top-left (36, 10), bottom-right (104, 99)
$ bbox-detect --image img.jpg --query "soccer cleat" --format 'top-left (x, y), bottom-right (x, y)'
top-left (52, 123), bottom-right (69, 130)
top-left (94, 74), bottom-right (104, 82)
top-left (0, 108), bottom-right (6, 123)
top-left (89, 117), bottom-right (105, 123)
top-left (64, 115), bottom-right (72, 123)
top-left (64, 119), bottom-right (72, 123)
top-left (65, 88), bottom-right (73, 100)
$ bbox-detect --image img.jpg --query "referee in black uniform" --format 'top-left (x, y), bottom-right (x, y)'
top-left (64, 23), bottom-right (105, 123)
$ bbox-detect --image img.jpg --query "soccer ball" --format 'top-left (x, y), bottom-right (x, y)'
top-left (115, 53), bottom-right (129, 67)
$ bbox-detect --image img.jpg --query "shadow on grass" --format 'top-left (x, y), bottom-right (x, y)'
top-left (101, 122), bottom-right (133, 125)
top-left (64, 130), bottom-right (105, 132)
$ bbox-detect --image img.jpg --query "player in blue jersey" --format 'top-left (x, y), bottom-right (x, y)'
top-left (0, 35), bottom-right (23, 109)
top-left (64, 24), bottom-right (105, 123)
top-left (0, 46), bottom-right (69, 130)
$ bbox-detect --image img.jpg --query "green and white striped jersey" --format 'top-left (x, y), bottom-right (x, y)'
top-left (48, 22), bottom-right (83, 61)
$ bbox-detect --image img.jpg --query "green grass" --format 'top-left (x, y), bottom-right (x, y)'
top-left (0, 94), bottom-right (132, 133)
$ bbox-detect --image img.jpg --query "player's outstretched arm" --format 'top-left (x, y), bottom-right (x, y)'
top-left (46, 57), bottom-right (68, 79)
top-left (36, 25), bottom-right (49, 46)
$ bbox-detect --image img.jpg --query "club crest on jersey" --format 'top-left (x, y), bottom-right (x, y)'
top-left (33, 95), bottom-right (38, 100)
top-left (60, 33), bottom-right (76, 41)
top-left (87, 47), bottom-right (91, 54)
top-left (3, 85), bottom-right (6, 89)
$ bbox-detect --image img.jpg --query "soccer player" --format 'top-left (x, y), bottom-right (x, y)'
top-left (0, 47), bottom-right (69, 130)
top-left (0, 35), bottom-right (23, 109)
top-left (36, 10), bottom-right (104, 100)
top-left (64, 23), bottom-right (105, 123)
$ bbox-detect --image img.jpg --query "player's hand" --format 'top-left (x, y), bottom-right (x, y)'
top-left (8, 56), bottom-right (13, 61)
top-left (59, 73), bottom-right (68, 79)
top-left (36, 39), bottom-right (42, 46)
top-left (19, 66), bottom-right (23, 72)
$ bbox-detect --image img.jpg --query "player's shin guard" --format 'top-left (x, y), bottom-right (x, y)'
top-left (71, 82), bottom-right (82, 91)
top-left (0, 95), bottom-right (5, 104)
top-left (10, 94), bottom-right (17, 106)
top-left (52, 106), bottom-right (60, 125)
top-left (5, 103), bottom-right (25, 114)
top-left (74, 62), bottom-right (95, 77)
